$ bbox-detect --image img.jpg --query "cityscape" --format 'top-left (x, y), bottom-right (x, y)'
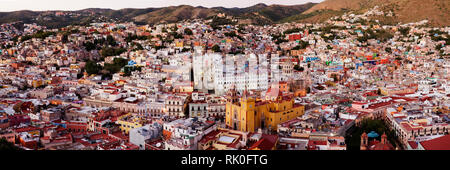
top-left (0, 0), bottom-right (449, 151)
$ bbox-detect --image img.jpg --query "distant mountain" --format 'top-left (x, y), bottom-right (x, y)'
top-left (133, 5), bottom-right (220, 24)
top-left (0, 10), bottom-right (38, 24)
top-left (0, 10), bottom-right (110, 29)
top-left (0, 3), bottom-right (317, 28)
top-left (99, 8), bottom-right (158, 22)
top-left (4, 1), bottom-right (447, 28)
top-left (133, 3), bottom-right (317, 25)
top-left (292, 0), bottom-right (450, 26)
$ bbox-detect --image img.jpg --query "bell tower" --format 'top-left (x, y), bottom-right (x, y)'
top-left (360, 132), bottom-right (368, 150)
top-left (381, 133), bottom-right (387, 144)
top-left (240, 97), bottom-right (256, 132)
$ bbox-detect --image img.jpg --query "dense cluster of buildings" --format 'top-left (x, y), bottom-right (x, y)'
top-left (0, 6), bottom-right (448, 150)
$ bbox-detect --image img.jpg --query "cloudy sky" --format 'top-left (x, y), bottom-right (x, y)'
top-left (0, 0), bottom-right (323, 12)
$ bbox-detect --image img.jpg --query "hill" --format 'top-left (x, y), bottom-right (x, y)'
top-left (133, 5), bottom-right (220, 24)
top-left (2, 1), bottom-right (447, 27)
top-left (133, 3), bottom-right (317, 25)
top-left (295, 0), bottom-right (450, 26)
top-left (0, 3), bottom-right (317, 27)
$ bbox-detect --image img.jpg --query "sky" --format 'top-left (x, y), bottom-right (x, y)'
top-left (0, 0), bottom-right (323, 12)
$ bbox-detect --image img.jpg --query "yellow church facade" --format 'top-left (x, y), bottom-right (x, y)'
top-left (225, 96), bottom-right (304, 132)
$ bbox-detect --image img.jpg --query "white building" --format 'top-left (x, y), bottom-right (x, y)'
top-left (129, 122), bottom-right (162, 150)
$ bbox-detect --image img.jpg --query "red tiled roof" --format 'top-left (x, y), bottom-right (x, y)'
top-left (308, 140), bottom-right (327, 146)
top-left (14, 126), bottom-right (40, 133)
top-left (368, 140), bottom-right (394, 150)
top-left (248, 134), bottom-right (278, 150)
top-left (306, 140), bottom-right (327, 150)
top-left (400, 122), bottom-right (423, 131)
top-left (420, 135), bottom-right (450, 150)
top-left (110, 132), bottom-right (128, 141)
top-left (408, 141), bottom-right (418, 149)
top-left (122, 142), bottom-right (139, 150)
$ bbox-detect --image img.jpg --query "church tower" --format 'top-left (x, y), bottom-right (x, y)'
top-left (381, 133), bottom-right (387, 144)
top-left (360, 132), bottom-right (368, 150)
top-left (240, 97), bottom-right (256, 132)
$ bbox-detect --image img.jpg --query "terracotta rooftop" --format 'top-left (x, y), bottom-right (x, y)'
top-left (420, 135), bottom-right (450, 150)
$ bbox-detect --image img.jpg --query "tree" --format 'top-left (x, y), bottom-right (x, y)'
top-left (85, 60), bottom-right (101, 75)
top-left (294, 65), bottom-right (304, 71)
top-left (211, 45), bottom-right (221, 52)
top-left (171, 32), bottom-right (183, 39)
top-left (398, 27), bottom-right (410, 36)
top-left (181, 48), bottom-right (190, 52)
top-left (104, 58), bottom-right (128, 74)
top-left (292, 40), bottom-right (309, 50)
top-left (209, 16), bottom-right (235, 29)
top-left (133, 43), bottom-right (144, 51)
top-left (61, 34), bottom-right (69, 43)
top-left (0, 138), bottom-right (21, 150)
top-left (83, 42), bottom-right (96, 51)
top-left (225, 31), bottom-right (238, 37)
top-left (283, 28), bottom-right (302, 35)
top-left (272, 34), bottom-right (288, 44)
top-left (385, 47), bottom-right (392, 53)
top-left (106, 35), bottom-right (117, 46)
top-left (124, 66), bottom-right (142, 77)
top-left (184, 28), bottom-right (193, 35)
top-left (101, 47), bottom-right (126, 57)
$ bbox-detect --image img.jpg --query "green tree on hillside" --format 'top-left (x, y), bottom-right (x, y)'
top-left (212, 44), bottom-right (221, 52)
top-left (85, 60), bottom-right (102, 75)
